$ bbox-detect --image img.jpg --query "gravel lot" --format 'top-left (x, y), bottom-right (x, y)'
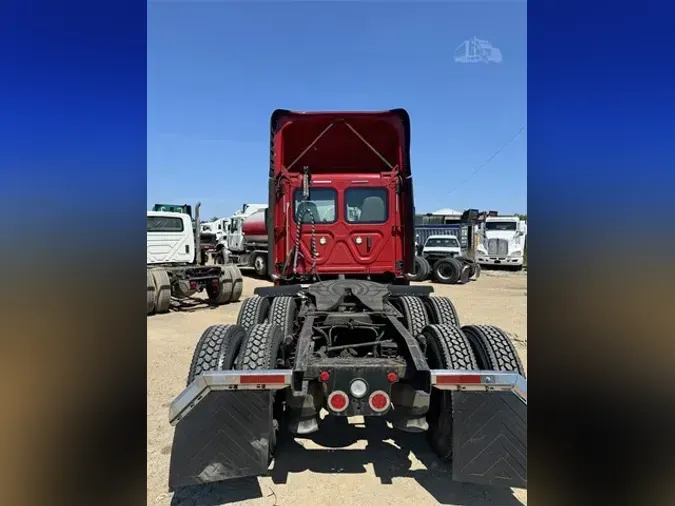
top-left (148, 271), bottom-right (527, 506)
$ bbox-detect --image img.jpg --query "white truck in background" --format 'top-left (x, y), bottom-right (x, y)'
top-left (199, 217), bottom-right (230, 264)
top-left (216, 203), bottom-right (270, 276)
top-left (146, 203), bottom-right (243, 315)
top-left (227, 203), bottom-right (267, 251)
top-left (475, 215), bottom-right (527, 270)
top-left (421, 234), bottom-right (463, 264)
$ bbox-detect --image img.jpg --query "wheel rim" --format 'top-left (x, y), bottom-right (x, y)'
top-left (437, 263), bottom-right (454, 280)
top-left (255, 256), bottom-right (265, 272)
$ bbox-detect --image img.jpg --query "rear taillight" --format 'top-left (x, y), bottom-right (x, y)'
top-left (189, 281), bottom-right (197, 290)
top-left (211, 279), bottom-right (219, 288)
top-left (368, 391), bottom-right (390, 413)
top-left (327, 391), bottom-right (349, 413)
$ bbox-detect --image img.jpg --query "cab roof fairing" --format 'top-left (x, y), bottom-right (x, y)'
top-left (269, 109), bottom-right (411, 179)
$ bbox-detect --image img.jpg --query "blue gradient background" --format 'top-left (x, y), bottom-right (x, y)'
top-left (1, 1), bottom-right (674, 505)
top-left (1, 2), bottom-right (146, 506)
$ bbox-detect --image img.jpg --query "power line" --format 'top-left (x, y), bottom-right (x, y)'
top-left (447, 125), bottom-right (526, 195)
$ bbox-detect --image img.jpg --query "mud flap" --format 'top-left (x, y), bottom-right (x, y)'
top-left (452, 391), bottom-right (527, 489)
top-left (168, 390), bottom-right (273, 491)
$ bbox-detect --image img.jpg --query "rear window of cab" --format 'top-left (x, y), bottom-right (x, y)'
top-left (292, 186), bottom-right (389, 224)
top-left (345, 187), bottom-right (388, 224)
top-left (293, 188), bottom-right (338, 224)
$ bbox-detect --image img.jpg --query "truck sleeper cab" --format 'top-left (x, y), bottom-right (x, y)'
top-left (268, 109), bottom-right (416, 284)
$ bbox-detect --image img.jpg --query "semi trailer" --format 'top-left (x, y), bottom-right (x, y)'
top-left (167, 109), bottom-right (527, 491)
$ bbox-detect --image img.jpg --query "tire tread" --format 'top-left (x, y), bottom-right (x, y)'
top-left (462, 324), bottom-right (525, 376)
top-left (237, 323), bottom-right (284, 370)
top-left (236, 296), bottom-right (271, 331)
top-left (187, 324), bottom-right (246, 385)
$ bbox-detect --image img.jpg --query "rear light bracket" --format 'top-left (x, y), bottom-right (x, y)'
top-left (430, 370), bottom-right (527, 403)
top-left (169, 370), bottom-right (292, 425)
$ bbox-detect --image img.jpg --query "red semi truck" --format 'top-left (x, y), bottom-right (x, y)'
top-left (168, 109), bottom-right (527, 492)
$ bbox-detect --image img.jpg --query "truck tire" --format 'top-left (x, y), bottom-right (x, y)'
top-left (236, 295), bottom-right (271, 331)
top-left (186, 324), bottom-right (247, 385)
top-left (455, 256), bottom-right (478, 279)
top-left (405, 256), bottom-right (430, 282)
top-left (215, 247), bottom-right (228, 265)
top-left (235, 323), bottom-right (285, 460)
top-left (151, 268), bottom-right (171, 313)
top-left (432, 258), bottom-right (463, 284)
top-left (461, 325), bottom-right (525, 376)
top-left (458, 263), bottom-right (471, 284)
top-left (392, 295), bottom-right (429, 339)
top-left (268, 296), bottom-right (298, 339)
top-left (423, 295), bottom-right (460, 327)
top-left (236, 323), bottom-right (284, 370)
top-left (147, 271), bottom-right (155, 315)
top-left (226, 264), bottom-right (244, 302)
top-left (206, 267), bottom-right (233, 305)
top-left (420, 257), bottom-right (431, 279)
top-left (253, 254), bottom-right (267, 277)
top-left (422, 324), bottom-right (479, 461)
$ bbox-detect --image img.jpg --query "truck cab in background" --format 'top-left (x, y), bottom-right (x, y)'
top-left (199, 218), bottom-right (230, 264)
top-left (225, 203), bottom-right (269, 275)
top-left (422, 234), bottom-right (462, 265)
top-left (227, 204), bottom-right (267, 252)
top-left (476, 216), bottom-right (527, 270)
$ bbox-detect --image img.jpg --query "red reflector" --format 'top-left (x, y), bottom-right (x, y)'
top-left (190, 281), bottom-right (197, 290)
top-left (319, 371), bottom-right (330, 382)
top-left (211, 279), bottom-right (219, 287)
top-left (387, 372), bottom-right (398, 383)
top-left (435, 374), bottom-right (482, 385)
top-left (328, 391), bottom-right (349, 412)
top-left (239, 374), bottom-right (287, 384)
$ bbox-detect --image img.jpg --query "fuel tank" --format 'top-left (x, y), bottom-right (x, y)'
top-left (242, 209), bottom-right (267, 243)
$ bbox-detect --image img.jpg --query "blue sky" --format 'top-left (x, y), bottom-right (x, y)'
top-left (148, 1), bottom-right (527, 218)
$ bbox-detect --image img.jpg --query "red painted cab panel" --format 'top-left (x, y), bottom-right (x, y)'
top-left (268, 110), bottom-right (416, 282)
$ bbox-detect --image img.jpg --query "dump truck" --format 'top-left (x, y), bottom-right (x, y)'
top-left (147, 203), bottom-right (244, 314)
top-left (167, 110), bottom-right (527, 491)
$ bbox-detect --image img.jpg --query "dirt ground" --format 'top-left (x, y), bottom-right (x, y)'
top-left (148, 271), bottom-right (527, 506)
